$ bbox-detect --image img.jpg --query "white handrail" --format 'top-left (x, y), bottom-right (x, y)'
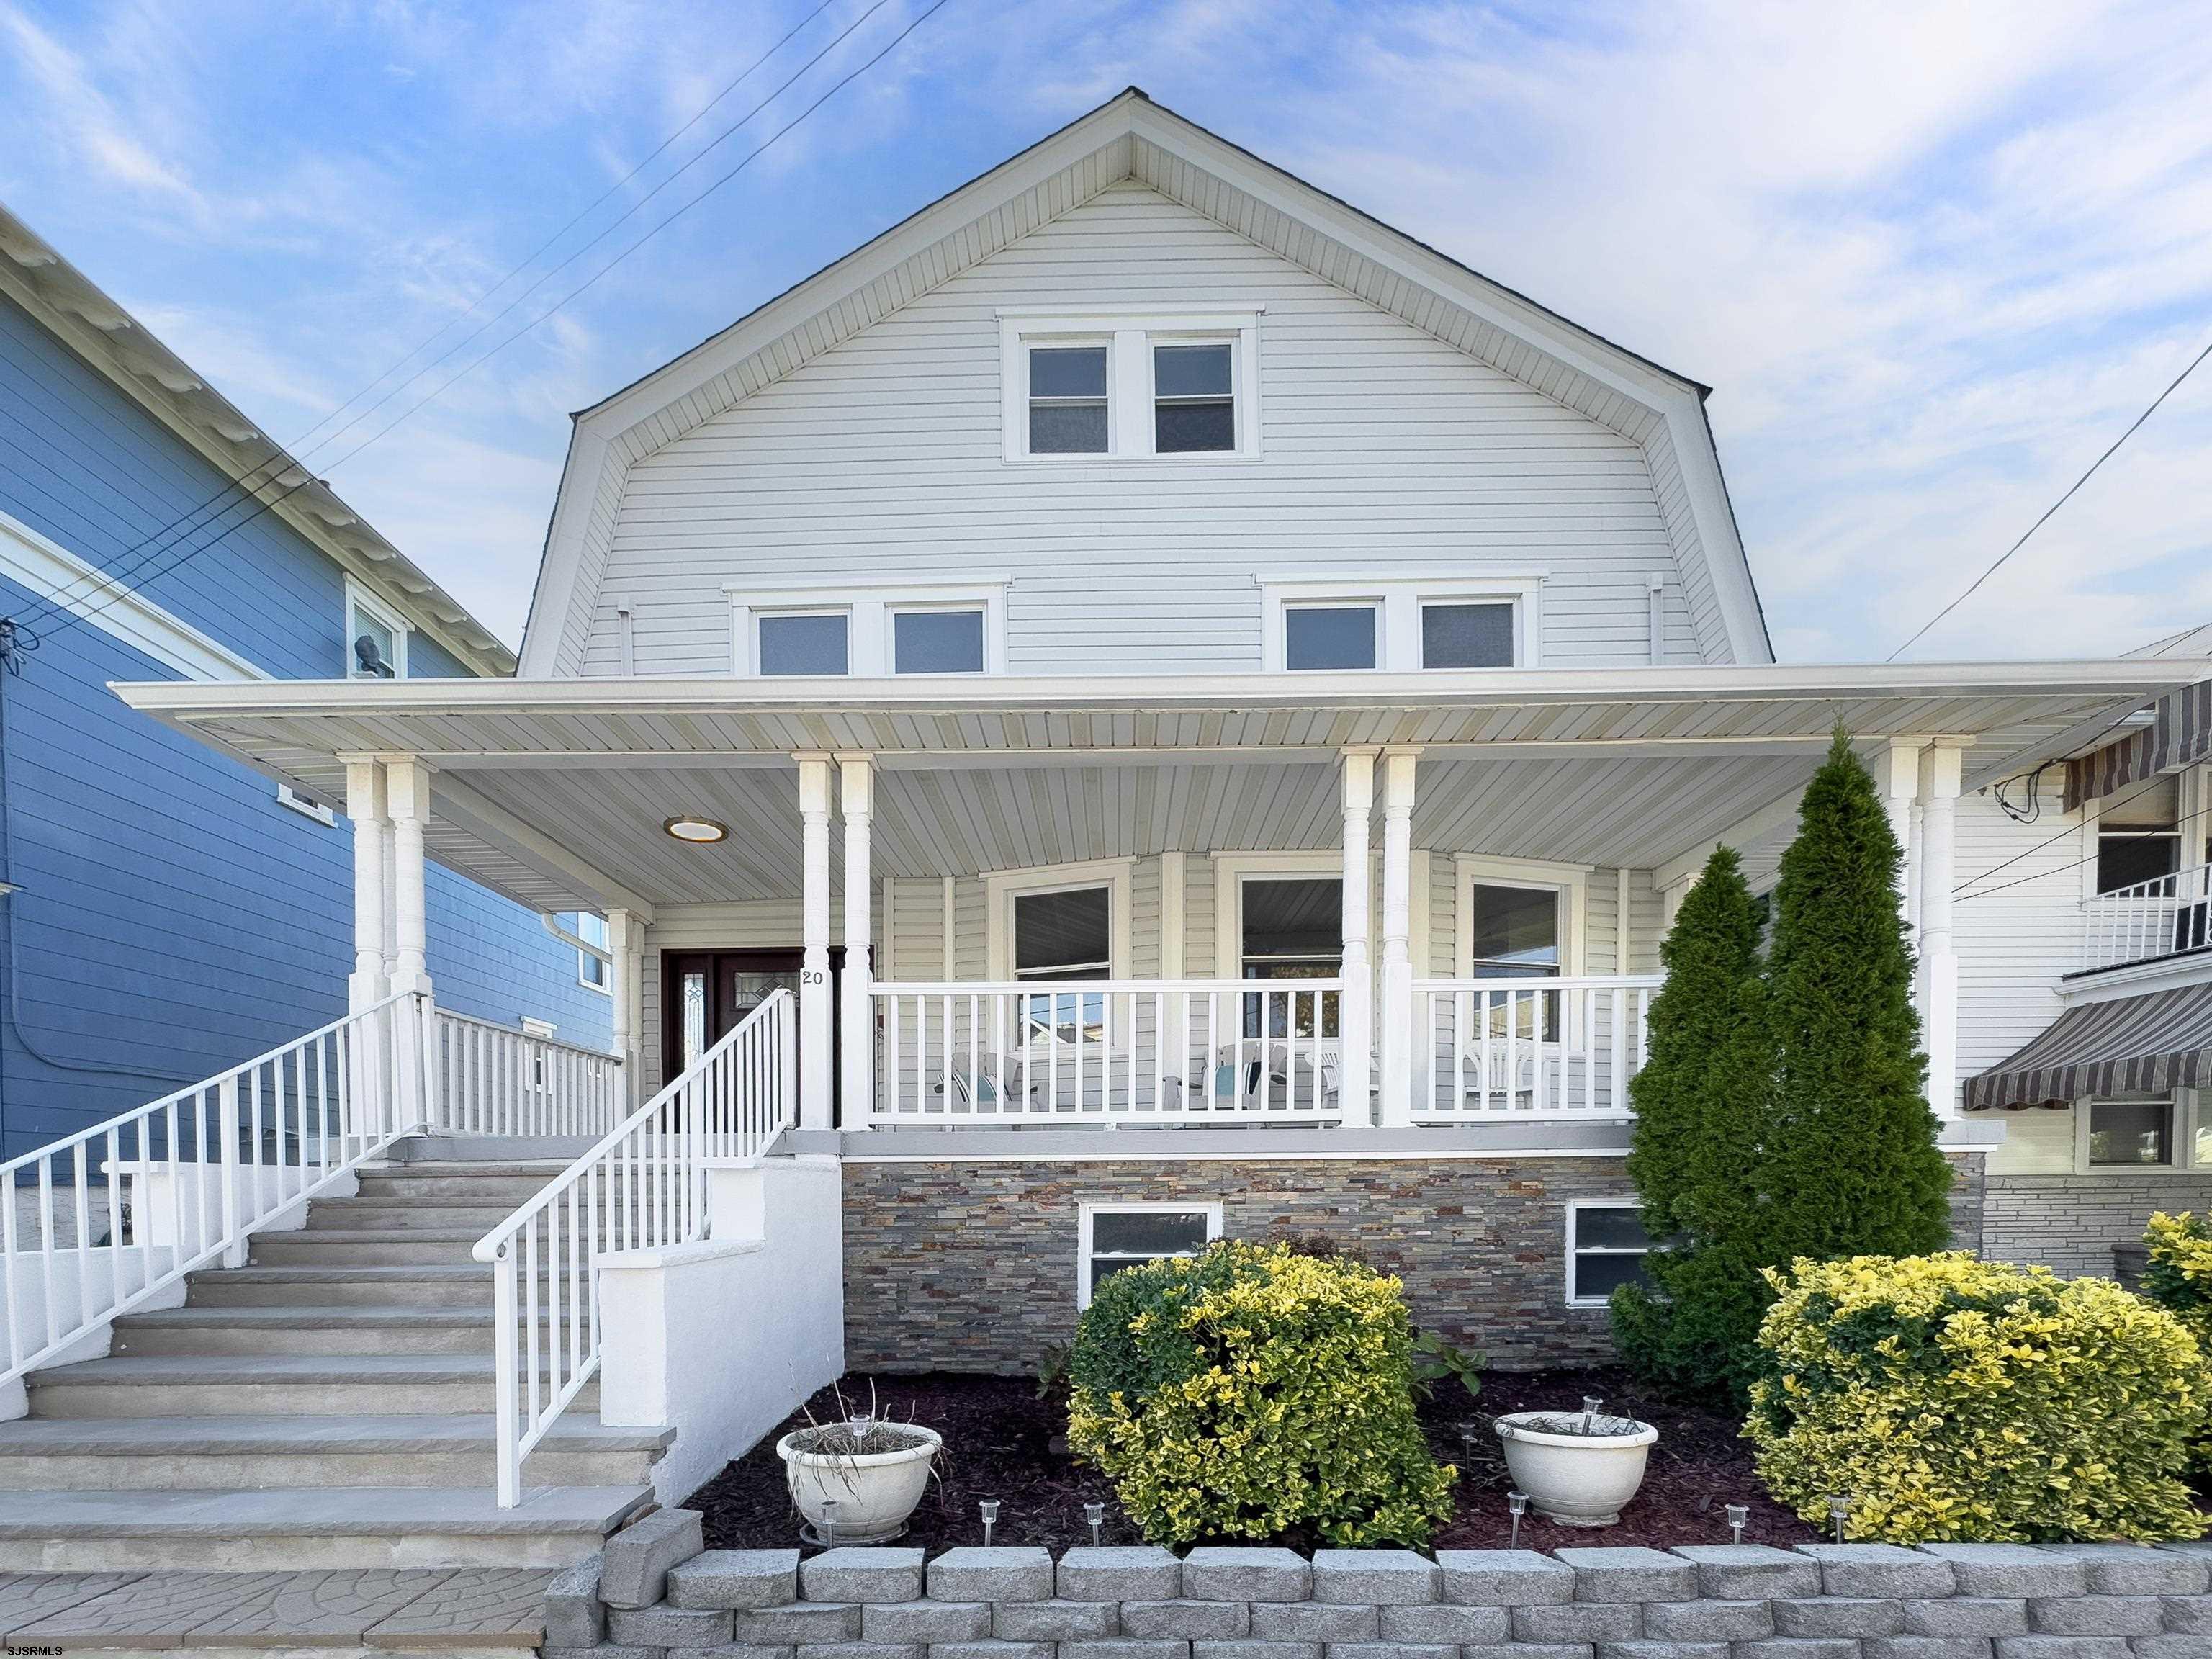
top-left (472, 989), bottom-right (796, 1508)
top-left (1, 990), bottom-right (426, 1388)
top-left (1411, 975), bottom-right (1661, 1120)
top-left (431, 1009), bottom-right (623, 1138)
top-left (870, 979), bottom-right (1344, 1124)
top-left (2081, 860), bottom-right (2212, 974)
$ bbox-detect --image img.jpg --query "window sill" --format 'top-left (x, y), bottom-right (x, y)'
top-left (1001, 451), bottom-right (1264, 467)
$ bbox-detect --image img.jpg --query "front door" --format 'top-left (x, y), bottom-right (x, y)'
top-left (660, 949), bottom-right (841, 1101)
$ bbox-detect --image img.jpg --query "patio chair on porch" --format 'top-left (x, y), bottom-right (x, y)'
top-left (925, 1051), bottom-right (1030, 1115)
top-left (1446, 1038), bottom-right (1567, 1112)
top-left (1172, 1042), bottom-right (1338, 1115)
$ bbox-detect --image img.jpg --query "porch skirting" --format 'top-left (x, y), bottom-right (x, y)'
top-left (842, 1151), bottom-right (1992, 1373)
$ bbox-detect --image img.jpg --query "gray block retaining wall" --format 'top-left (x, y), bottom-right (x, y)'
top-left (549, 1523), bottom-right (2212, 1659)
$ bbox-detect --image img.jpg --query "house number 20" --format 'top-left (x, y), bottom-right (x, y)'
top-left (801, 970), bottom-right (826, 984)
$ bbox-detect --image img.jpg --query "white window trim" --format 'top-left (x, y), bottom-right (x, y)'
top-left (1565, 1200), bottom-right (1651, 1309)
top-left (344, 577), bottom-right (410, 679)
top-left (999, 310), bottom-right (1263, 462)
top-left (276, 783), bottom-right (337, 827)
top-left (984, 858), bottom-right (1135, 982)
top-left (727, 580), bottom-right (1009, 677)
top-left (577, 912), bottom-right (611, 995)
top-left (1260, 574), bottom-right (1543, 671)
top-left (2074, 1090), bottom-right (2199, 1174)
top-left (1455, 854), bottom-right (1589, 979)
top-left (1078, 1200), bottom-right (1223, 1308)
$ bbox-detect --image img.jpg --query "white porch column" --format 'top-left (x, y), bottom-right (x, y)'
top-left (838, 756), bottom-right (875, 1130)
top-left (1377, 748), bottom-right (1418, 1128)
top-left (382, 758), bottom-right (433, 998)
top-left (1337, 750), bottom-right (1375, 1129)
top-left (1883, 740), bottom-right (1923, 933)
top-left (1919, 741), bottom-right (1964, 1116)
top-left (796, 754), bottom-right (835, 1132)
top-left (343, 757), bottom-right (388, 1013)
top-left (608, 907), bottom-right (644, 1107)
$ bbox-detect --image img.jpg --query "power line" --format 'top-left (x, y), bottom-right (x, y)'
top-left (6, 0), bottom-right (872, 637)
top-left (25, 0), bottom-right (958, 652)
top-left (1887, 330), bottom-right (2212, 662)
top-left (1955, 788), bottom-right (2209, 907)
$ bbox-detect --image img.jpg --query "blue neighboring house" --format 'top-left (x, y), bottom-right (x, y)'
top-left (0, 202), bottom-right (611, 1159)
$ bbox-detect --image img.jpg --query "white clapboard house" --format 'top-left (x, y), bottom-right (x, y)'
top-left (4, 89), bottom-right (2208, 1568)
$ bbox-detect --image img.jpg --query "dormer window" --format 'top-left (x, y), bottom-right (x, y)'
top-left (1027, 346), bottom-right (1109, 454)
top-left (1002, 312), bottom-right (1260, 461)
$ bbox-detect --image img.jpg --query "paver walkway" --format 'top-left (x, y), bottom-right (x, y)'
top-left (0, 1568), bottom-right (549, 1653)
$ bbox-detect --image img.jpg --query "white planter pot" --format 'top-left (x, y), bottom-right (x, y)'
top-left (778, 1426), bottom-right (942, 1544)
top-left (1493, 1411), bottom-right (1658, 1527)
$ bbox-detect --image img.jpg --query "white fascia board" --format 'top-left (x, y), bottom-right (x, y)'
top-left (2, 507), bottom-right (268, 683)
top-left (109, 657), bottom-right (2212, 723)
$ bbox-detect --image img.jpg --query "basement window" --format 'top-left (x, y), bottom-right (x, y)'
top-left (1566, 1203), bottom-right (1654, 1306)
top-left (1079, 1203), bottom-right (1221, 1307)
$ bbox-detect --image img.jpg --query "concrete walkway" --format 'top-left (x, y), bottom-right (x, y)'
top-left (0, 1568), bottom-right (551, 1654)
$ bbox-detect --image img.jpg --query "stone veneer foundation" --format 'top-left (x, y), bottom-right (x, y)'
top-left (841, 1154), bottom-right (1990, 1376)
top-left (550, 1512), bottom-right (2212, 1659)
top-left (1982, 1170), bottom-right (2212, 1279)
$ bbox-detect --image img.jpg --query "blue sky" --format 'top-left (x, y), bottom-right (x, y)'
top-left (3, 0), bottom-right (2209, 662)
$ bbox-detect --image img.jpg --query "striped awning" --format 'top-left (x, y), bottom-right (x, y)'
top-left (2064, 679), bottom-right (2212, 811)
top-left (1964, 983), bottom-right (2212, 1110)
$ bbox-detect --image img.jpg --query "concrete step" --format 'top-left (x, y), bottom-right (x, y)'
top-left (250, 1230), bottom-right (489, 1267)
top-left (27, 1354), bottom-right (598, 1419)
top-left (0, 1414), bottom-right (668, 1491)
top-left (0, 1484), bottom-right (652, 1570)
top-left (189, 1264), bottom-right (510, 1308)
top-left (112, 1306), bottom-right (585, 1358)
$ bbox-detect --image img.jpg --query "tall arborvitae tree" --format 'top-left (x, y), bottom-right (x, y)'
top-left (1611, 846), bottom-right (1775, 1399)
top-left (1758, 730), bottom-right (1953, 1263)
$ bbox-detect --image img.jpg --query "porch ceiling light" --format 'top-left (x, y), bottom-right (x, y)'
top-left (663, 815), bottom-right (728, 844)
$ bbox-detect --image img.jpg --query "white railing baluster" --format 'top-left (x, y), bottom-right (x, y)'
top-left (472, 989), bottom-right (796, 1509)
top-left (1404, 976), bottom-right (1660, 1123)
top-left (2080, 859), bottom-right (2212, 974)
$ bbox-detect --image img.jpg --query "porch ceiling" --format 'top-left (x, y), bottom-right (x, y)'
top-left (112, 662), bottom-right (2211, 913)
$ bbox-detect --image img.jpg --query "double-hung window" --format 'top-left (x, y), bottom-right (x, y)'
top-left (1004, 313), bottom-right (1260, 460)
top-left (577, 912), bottom-right (610, 993)
top-left (1566, 1203), bottom-right (1655, 1306)
top-left (2096, 775), bottom-right (2182, 894)
top-left (1013, 884), bottom-right (1113, 1045)
top-left (1264, 578), bottom-right (1539, 671)
top-left (345, 580), bottom-right (408, 678)
top-left (1238, 876), bottom-right (1341, 1038)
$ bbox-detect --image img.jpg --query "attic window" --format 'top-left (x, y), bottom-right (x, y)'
top-left (1002, 312), bottom-right (1261, 461)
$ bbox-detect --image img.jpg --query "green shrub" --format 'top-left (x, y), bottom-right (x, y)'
top-left (2144, 1212), bottom-right (2212, 1351)
top-left (1745, 1251), bottom-right (2211, 1543)
top-left (1067, 1240), bottom-right (1455, 1547)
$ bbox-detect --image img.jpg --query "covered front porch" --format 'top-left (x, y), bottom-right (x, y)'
top-left (114, 663), bottom-right (2188, 1145)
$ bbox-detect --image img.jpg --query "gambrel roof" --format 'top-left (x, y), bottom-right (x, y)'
top-left (518, 89), bottom-right (1771, 677)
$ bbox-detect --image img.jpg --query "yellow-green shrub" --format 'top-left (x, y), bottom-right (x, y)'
top-left (1745, 1251), bottom-right (2210, 1543)
top-left (1066, 1241), bottom-right (1455, 1547)
top-left (2144, 1212), bottom-right (2212, 1351)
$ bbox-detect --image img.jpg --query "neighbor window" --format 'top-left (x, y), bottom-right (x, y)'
top-left (1028, 345), bottom-right (1109, 454)
top-left (2097, 775), bottom-right (2182, 893)
top-left (1284, 604), bottom-right (1377, 670)
top-left (1079, 1204), bottom-right (1220, 1306)
top-left (893, 607), bottom-right (985, 675)
top-left (1154, 342), bottom-right (1234, 452)
top-left (345, 582), bottom-right (408, 679)
top-left (2086, 1092), bottom-right (2175, 1167)
top-left (1421, 601), bottom-right (1516, 669)
top-left (757, 611), bottom-right (849, 676)
top-left (1567, 1204), bottom-right (1654, 1305)
top-left (1014, 884), bottom-right (1113, 1045)
top-left (577, 912), bottom-right (609, 993)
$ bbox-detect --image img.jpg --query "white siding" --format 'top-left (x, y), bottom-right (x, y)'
top-left (1953, 778), bottom-right (2085, 1084)
top-left (582, 182), bottom-right (1704, 677)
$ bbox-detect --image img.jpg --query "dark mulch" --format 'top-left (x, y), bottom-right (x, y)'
top-left (684, 1366), bottom-right (1815, 1555)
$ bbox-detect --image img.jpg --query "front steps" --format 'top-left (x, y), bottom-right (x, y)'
top-left (0, 1159), bottom-right (665, 1572)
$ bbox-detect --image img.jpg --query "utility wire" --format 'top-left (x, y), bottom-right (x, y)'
top-left (1954, 791), bottom-right (2211, 907)
top-left (6, 0), bottom-right (875, 637)
top-left (1887, 331), bottom-right (2212, 662)
top-left (17, 0), bottom-right (954, 651)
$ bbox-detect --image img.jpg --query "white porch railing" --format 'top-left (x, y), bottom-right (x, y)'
top-left (1, 990), bottom-right (426, 1389)
top-left (1411, 976), bottom-right (1660, 1120)
top-left (2081, 861), bottom-right (2212, 974)
top-left (472, 988), bottom-right (796, 1508)
top-left (870, 980), bottom-right (1344, 1124)
top-left (432, 1009), bottom-right (625, 1137)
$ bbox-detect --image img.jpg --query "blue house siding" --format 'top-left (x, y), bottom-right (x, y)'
top-left (0, 297), bottom-right (608, 1159)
